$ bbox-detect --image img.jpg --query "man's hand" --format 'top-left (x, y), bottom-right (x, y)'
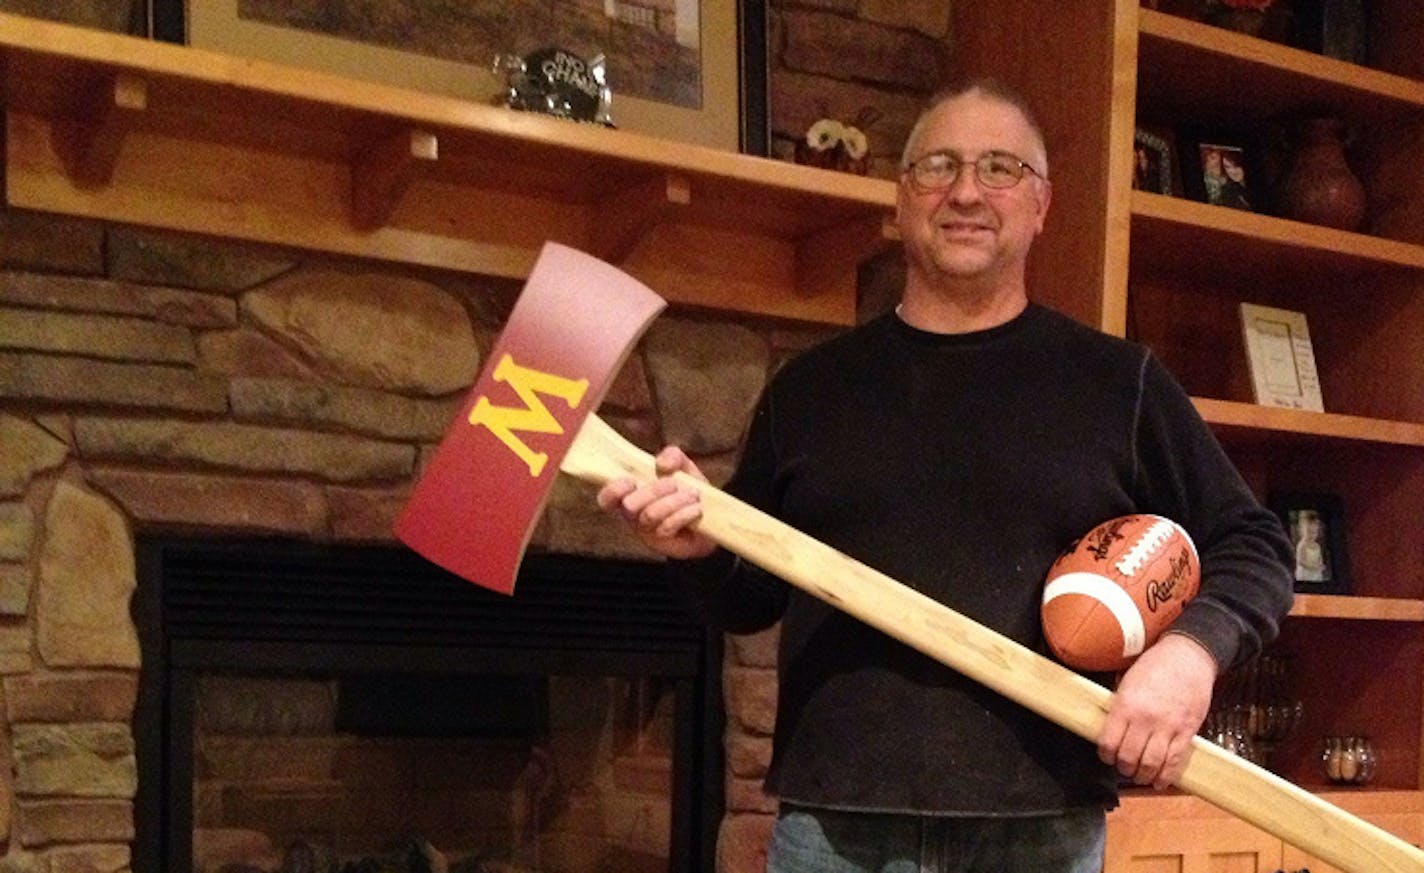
top-left (596, 446), bottom-right (718, 561)
top-left (1098, 632), bottom-right (1217, 789)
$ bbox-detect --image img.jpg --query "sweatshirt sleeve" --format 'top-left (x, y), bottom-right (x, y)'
top-left (1132, 353), bottom-right (1295, 670)
top-left (672, 387), bottom-right (789, 634)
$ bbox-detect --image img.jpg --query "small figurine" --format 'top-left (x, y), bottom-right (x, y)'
top-left (492, 47), bottom-right (615, 128)
top-left (794, 106), bottom-right (880, 175)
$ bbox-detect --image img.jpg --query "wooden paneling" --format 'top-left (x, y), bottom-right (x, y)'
top-left (1106, 813), bottom-right (1282, 872)
top-left (950, 0), bottom-right (1126, 333)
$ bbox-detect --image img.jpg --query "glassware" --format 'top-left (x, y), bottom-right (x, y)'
top-left (1206, 652), bottom-right (1302, 770)
top-left (1203, 707), bottom-right (1257, 763)
top-left (1322, 735), bottom-right (1377, 785)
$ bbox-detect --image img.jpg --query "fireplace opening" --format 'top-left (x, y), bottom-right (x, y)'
top-left (133, 539), bottom-right (724, 873)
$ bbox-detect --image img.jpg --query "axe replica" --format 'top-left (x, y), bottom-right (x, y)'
top-left (397, 242), bottom-right (1424, 873)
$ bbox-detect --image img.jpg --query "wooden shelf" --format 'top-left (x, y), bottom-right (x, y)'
top-left (0, 13), bottom-right (898, 325)
top-left (1290, 594), bottom-right (1424, 622)
top-left (1137, 8), bottom-right (1424, 128)
top-left (1130, 191), bottom-right (1424, 286)
top-left (1196, 397), bottom-right (1424, 448)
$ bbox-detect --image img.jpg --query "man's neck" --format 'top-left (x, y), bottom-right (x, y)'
top-left (897, 276), bottom-right (1029, 334)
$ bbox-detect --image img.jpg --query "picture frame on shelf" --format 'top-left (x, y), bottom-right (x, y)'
top-left (1269, 492), bottom-right (1351, 595)
top-left (1177, 130), bottom-right (1260, 212)
top-left (1132, 125), bottom-right (1178, 196)
top-left (149, 0), bottom-right (768, 155)
top-left (1141, 0), bottom-right (1206, 19)
top-left (1291, 0), bottom-right (1368, 65)
top-left (1240, 303), bottom-right (1325, 412)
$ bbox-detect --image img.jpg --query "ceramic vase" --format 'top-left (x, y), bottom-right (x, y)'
top-left (1277, 118), bottom-right (1367, 232)
top-left (1205, 7), bottom-right (1268, 37)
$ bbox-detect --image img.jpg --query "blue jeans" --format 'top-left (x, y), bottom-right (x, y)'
top-left (766, 804), bottom-right (1106, 873)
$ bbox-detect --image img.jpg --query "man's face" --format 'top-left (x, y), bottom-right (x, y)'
top-left (895, 92), bottom-right (1051, 287)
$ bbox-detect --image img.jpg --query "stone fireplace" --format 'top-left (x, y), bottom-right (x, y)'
top-left (0, 212), bottom-right (828, 871)
top-left (0, 1), bottom-right (953, 864)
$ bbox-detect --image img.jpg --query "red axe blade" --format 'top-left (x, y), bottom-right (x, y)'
top-left (395, 242), bottom-right (665, 593)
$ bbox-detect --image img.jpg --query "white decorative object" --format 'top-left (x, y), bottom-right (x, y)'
top-left (1240, 302), bottom-right (1324, 412)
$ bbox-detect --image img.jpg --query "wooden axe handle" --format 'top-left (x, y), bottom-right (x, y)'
top-left (565, 414), bottom-right (1424, 873)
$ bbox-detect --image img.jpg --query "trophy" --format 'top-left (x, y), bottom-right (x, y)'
top-left (493, 46), bottom-right (614, 127)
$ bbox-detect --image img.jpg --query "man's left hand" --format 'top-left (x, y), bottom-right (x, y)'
top-left (1098, 633), bottom-right (1217, 789)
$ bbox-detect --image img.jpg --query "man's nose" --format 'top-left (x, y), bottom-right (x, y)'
top-left (941, 164), bottom-right (985, 204)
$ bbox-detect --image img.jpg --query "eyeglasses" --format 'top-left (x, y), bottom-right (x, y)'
top-left (902, 150), bottom-right (1044, 191)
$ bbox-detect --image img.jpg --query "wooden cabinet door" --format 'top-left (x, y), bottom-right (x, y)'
top-left (1279, 812), bottom-right (1424, 873)
top-left (1105, 816), bottom-right (1283, 873)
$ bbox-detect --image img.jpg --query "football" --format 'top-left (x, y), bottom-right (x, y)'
top-left (1041, 514), bottom-right (1200, 672)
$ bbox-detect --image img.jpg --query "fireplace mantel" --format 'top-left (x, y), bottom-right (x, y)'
top-left (0, 13), bottom-right (896, 325)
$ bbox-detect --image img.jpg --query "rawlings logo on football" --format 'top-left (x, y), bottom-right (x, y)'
top-left (1145, 548), bottom-right (1195, 613)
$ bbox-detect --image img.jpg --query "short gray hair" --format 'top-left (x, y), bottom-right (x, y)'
top-left (900, 77), bottom-right (1049, 178)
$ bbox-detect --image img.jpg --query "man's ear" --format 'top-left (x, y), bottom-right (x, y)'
top-left (1033, 178), bottom-right (1053, 234)
top-left (893, 177), bottom-right (912, 229)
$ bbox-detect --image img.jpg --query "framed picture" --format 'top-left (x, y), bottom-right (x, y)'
top-left (1239, 303), bottom-right (1325, 412)
top-left (1292, 0), bottom-right (1368, 64)
top-left (1140, 0), bottom-right (1201, 16)
top-left (1132, 125), bottom-right (1177, 196)
top-left (1178, 131), bottom-right (1259, 212)
top-left (150, 0), bottom-right (768, 154)
top-left (1270, 492), bottom-right (1351, 595)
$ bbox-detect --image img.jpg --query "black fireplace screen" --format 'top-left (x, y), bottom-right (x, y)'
top-left (133, 539), bottom-right (723, 873)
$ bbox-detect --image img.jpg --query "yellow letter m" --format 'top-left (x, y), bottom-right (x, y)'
top-left (467, 353), bottom-right (589, 477)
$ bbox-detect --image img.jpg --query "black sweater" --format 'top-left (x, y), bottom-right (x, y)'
top-left (682, 304), bottom-right (1294, 815)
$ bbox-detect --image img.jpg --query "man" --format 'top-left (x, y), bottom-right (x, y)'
top-left (598, 79), bottom-right (1294, 872)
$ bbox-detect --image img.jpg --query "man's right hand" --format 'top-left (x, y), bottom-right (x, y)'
top-left (596, 446), bottom-right (718, 561)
